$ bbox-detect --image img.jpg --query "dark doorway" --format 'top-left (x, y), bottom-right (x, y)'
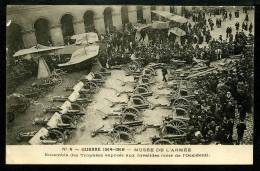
top-left (61, 14), bottom-right (75, 45)
top-left (121, 6), bottom-right (129, 25)
top-left (137, 6), bottom-right (144, 23)
top-left (104, 7), bottom-right (113, 33)
top-left (34, 18), bottom-right (52, 46)
top-left (84, 10), bottom-right (95, 32)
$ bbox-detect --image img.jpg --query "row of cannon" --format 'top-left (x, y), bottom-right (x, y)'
top-left (91, 61), bottom-right (195, 145)
top-left (17, 68), bottom-right (111, 144)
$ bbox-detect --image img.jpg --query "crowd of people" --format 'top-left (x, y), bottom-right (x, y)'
top-left (97, 7), bottom-right (253, 70)
top-left (96, 7), bottom-right (254, 145)
top-left (187, 50), bottom-right (253, 144)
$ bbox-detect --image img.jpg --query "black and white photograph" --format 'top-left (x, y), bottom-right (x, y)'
top-left (6, 5), bottom-right (254, 147)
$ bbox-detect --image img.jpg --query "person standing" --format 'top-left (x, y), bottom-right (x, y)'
top-left (236, 120), bottom-right (246, 145)
top-left (249, 22), bottom-right (253, 33)
top-left (235, 22), bottom-right (240, 31)
top-left (244, 22), bottom-right (248, 31)
top-left (229, 33), bottom-right (234, 42)
top-left (226, 27), bottom-right (230, 38)
top-left (162, 68), bottom-right (168, 82)
top-left (229, 12), bottom-right (232, 20)
top-left (245, 13), bottom-right (249, 22)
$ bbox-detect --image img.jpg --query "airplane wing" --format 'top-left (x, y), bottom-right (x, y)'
top-left (58, 45), bottom-right (99, 67)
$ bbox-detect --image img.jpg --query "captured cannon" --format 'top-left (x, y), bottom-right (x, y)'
top-left (138, 75), bottom-right (153, 84)
top-left (20, 86), bottom-right (44, 99)
top-left (29, 127), bottom-right (71, 145)
top-left (125, 61), bottom-right (142, 74)
top-left (130, 94), bottom-right (150, 110)
top-left (51, 95), bottom-right (92, 103)
top-left (133, 84), bottom-right (153, 97)
top-left (161, 118), bottom-right (188, 136)
top-left (80, 72), bottom-right (106, 85)
top-left (172, 97), bottom-right (191, 111)
top-left (142, 67), bottom-right (156, 77)
top-left (63, 81), bottom-right (95, 94)
top-left (16, 128), bottom-right (38, 142)
top-left (83, 81), bottom-right (98, 91)
top-left (91, 121), bottom-right (143, 142)
top-left (44, 106), bottom-right (85, 116)
top-left (91, 124), bottom-right (132, 141)
top-left (152, 116), bottom-right (189, 144)
top-left (98, 106), bottom-right (140, 121)
top-left (6, 93), bottom-right (30, 122)
top-left (46, 112), bottom-right (80, 129)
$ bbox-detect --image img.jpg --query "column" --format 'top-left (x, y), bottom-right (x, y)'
top-left (22, 31), bottom-right (37, 48)
top-left (143, 6), bottom-right (151, 23)
top-left (112, 7), bottom-right (123, 30)
top-left (94, 10), bottom-right (106, 34)
top-left (128, 6), bottom-right (137, 24)
top-left (49, 26), bottom-right (64, 46)
top-left (164, 6), bottom-right (170, 12)
top-left (176, 6), bottom-right (182, 15)
top-left (73, 21), bottom-right (85, 34)
top-left (94, 18), bottom-right (106, 34)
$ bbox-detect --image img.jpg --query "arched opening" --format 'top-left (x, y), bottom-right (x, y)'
top-left (150, 6), bottom-right (158, 21)
top-left (84, 10), bottom-right (95, 32)
top-left (6, 23), bottom-right (24, 58)
top-left (103, 7), bottom-right (113, 33)
top-left (121, 6), bottom-right (129, 26)
top-left (60, 14), bottom-right (75, 45)
top-left (137, 6), bottom-right (144, 23)
top-left (34, 18), bottom-right (52, 46)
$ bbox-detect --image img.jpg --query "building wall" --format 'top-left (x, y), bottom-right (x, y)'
top-left (7, 5), bottom-right (185, 48)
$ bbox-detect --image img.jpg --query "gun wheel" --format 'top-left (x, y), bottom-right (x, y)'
top-left (153, 139), bottom-right (172, 145)
top-left (48, 129), bottom-right (65, 142)
top-left (114, 125), bottom-right (131, 133)
top-left (114, 131), bottom-right (131, 141)
top-left (84, 81), bottom-right (97, 90)
top-left (122, 112), bottom-right (137, 121)
top-left (123, 107), bottom-right (140, 115)
top-left (128, 61), bottom-right (140, 72)
top-left (161, 124), bottom-right (185, 136)
top-left (61, 115), bottom-right (73, 124)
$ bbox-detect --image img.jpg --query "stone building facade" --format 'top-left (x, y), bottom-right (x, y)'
top-left (7, 5), bottom-right (187, 51)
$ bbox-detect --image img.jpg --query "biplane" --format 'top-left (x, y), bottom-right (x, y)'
top-left (13, 32), bottom-right (100, 79)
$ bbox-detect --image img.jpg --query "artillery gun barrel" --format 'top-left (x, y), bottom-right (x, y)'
top-left (132, 104), bottom-right (149, 109)
top-left (52, 97), bottom-right (68, 102)
top-left (80, 89), bottom-right (95, 94)
top-left (64, 87), bottom-right (74, 91)
top-left (139, 92), bottom-right (153, 97)
top-left (76, 98), bottom-right (92, 103)
top-left (118, 121), bottom-right (143, 127)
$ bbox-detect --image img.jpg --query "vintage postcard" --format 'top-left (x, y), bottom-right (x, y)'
top-left (6, 5), bottom-right (254, 164)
